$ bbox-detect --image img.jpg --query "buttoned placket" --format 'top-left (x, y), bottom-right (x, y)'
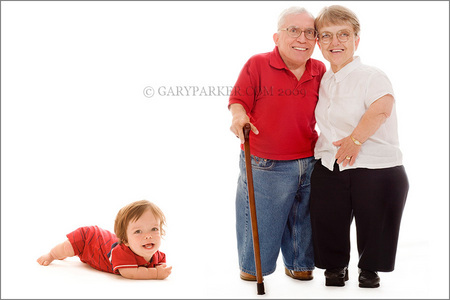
top-left (284, 63), bottom-right (314, 91)
top-left (325, 74), bottom-right (339, 170)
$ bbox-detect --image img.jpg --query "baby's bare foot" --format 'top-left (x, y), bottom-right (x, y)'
top-left (37, 253), bottom-right (55, 266)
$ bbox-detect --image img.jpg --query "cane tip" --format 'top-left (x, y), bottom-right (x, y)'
top-left (257, 282), bottom-right (265, 295)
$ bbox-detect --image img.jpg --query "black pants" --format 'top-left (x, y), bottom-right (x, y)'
top-left (310, 161), bottom-right (409, 272)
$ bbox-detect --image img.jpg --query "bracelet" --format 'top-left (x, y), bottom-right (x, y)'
top-left (351, 136), bottom-right (362, 146)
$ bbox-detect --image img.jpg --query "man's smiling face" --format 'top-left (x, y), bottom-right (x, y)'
top-left (273, 12), bottom-right (316, 69)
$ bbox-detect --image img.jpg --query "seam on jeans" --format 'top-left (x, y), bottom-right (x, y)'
top-left (238, 152), bottom-right (247, 269)
top-left (301, 157), bottom-right (314, 188)
top-left (241, 176), bottom-right (250, 269)
top-left (292, 159), bottom-right (305, 269)
top-left (297, 159), bottom-right (303, 187)
top-left (292, 198), bottom-right (299, 269)
top-left (294, 157), bottom-right (313, 269)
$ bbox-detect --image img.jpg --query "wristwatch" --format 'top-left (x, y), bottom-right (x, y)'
top-left (351, 136), bottom-right (362, 146)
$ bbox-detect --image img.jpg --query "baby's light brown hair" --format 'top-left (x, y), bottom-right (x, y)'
top-left (114, 200), bottom-right (166, 244)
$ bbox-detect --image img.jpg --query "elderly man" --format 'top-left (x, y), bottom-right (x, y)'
top-left (229, 7), bottom-right (326, 281)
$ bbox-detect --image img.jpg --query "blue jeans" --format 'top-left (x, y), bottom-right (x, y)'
top-left (235, 151), bottom-right (316, 276)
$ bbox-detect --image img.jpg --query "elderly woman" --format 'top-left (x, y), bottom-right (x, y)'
top-left (310, 5), bottom-right (409, 288)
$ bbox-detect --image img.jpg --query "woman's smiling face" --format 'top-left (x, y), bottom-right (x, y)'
top-left (317, 23), bottom-right (360, 72)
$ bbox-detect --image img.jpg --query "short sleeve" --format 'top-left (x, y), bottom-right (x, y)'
top-left (149, 251), bottom-right (166, 267)
top-left (228, 58), bottom-right (257, 114)
top-left (110, 244), bottom-right (140, 274)
top-left (365, 69), bottom-right (395, 107)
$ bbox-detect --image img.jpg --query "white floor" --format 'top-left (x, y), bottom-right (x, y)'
top-left (2, 227), bottom-right (447, 299)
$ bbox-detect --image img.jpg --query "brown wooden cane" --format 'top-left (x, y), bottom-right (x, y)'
top-left (243, 123), bottom-right (265, 295)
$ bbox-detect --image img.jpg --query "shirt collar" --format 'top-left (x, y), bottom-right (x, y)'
top-left (121, 244), bottom-right (151, 265)
top-left (325, 56), bottom-right (362, 83)
top-left (269, 46), bottom-right (319, 76)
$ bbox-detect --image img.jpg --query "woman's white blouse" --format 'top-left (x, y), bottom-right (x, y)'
top-left (314, 56), bottom-right (403, 171)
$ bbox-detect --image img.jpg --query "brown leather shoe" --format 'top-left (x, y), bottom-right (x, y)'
top-left (285, 267), bottom-right (313, 280)
top-left (240, 271), bottom-right (257, 281)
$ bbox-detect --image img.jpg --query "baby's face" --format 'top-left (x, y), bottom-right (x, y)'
top-left (124, 209), bottom-right (162, 262)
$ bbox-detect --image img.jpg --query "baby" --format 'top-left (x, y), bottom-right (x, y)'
top-left (37, 200), bottom-right (172, 279)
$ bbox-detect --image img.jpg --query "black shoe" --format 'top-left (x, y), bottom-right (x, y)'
top-left (358, 269), bottom-right (380, 288)
top-left (324, 267), bottom-right (349, 287)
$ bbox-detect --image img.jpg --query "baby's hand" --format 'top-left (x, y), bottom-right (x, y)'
top-left (156, 264), bottom-right (172, 279)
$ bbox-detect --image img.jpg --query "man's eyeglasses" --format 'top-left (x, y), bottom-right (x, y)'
top-left (318, 30), bottom-right (354, 44)
top-left (279, 26), bottom-right (318, 40)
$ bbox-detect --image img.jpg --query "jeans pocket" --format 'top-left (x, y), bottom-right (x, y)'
top-left (251, 155), bottom-right (275, 170)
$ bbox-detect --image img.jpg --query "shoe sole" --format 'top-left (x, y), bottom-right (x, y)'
top-left (359, 283), bottom-right (380, 288)
top-left (240, 274), bottom-right (257, 281)
top-left (325, 278), bottom-right (345, 286)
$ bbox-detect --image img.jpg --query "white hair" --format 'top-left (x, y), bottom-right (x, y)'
top-left (277, 6), bottom-right (315, 30)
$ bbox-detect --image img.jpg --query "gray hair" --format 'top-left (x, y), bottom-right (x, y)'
top-left (315, 5), bottom-right (360, 36)
top-left (277, 7), bottom-right (315, 30)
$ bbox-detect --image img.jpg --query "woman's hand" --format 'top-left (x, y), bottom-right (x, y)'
top-left (333, 94), bottom-right (394, 167)
top-left (333, 136), bottom-right (361, 167)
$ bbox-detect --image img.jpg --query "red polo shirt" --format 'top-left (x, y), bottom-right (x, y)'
top-left (229, 47), bottom-right (326, 160)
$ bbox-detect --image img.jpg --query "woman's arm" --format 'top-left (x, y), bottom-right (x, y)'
top-left (118, 264), bottom-right (172, 280)
top-left (334, 94), bottom-right (394, 167)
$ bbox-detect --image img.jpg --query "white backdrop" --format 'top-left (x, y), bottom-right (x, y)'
top-left (1, 1), bottom-right (449, 299)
